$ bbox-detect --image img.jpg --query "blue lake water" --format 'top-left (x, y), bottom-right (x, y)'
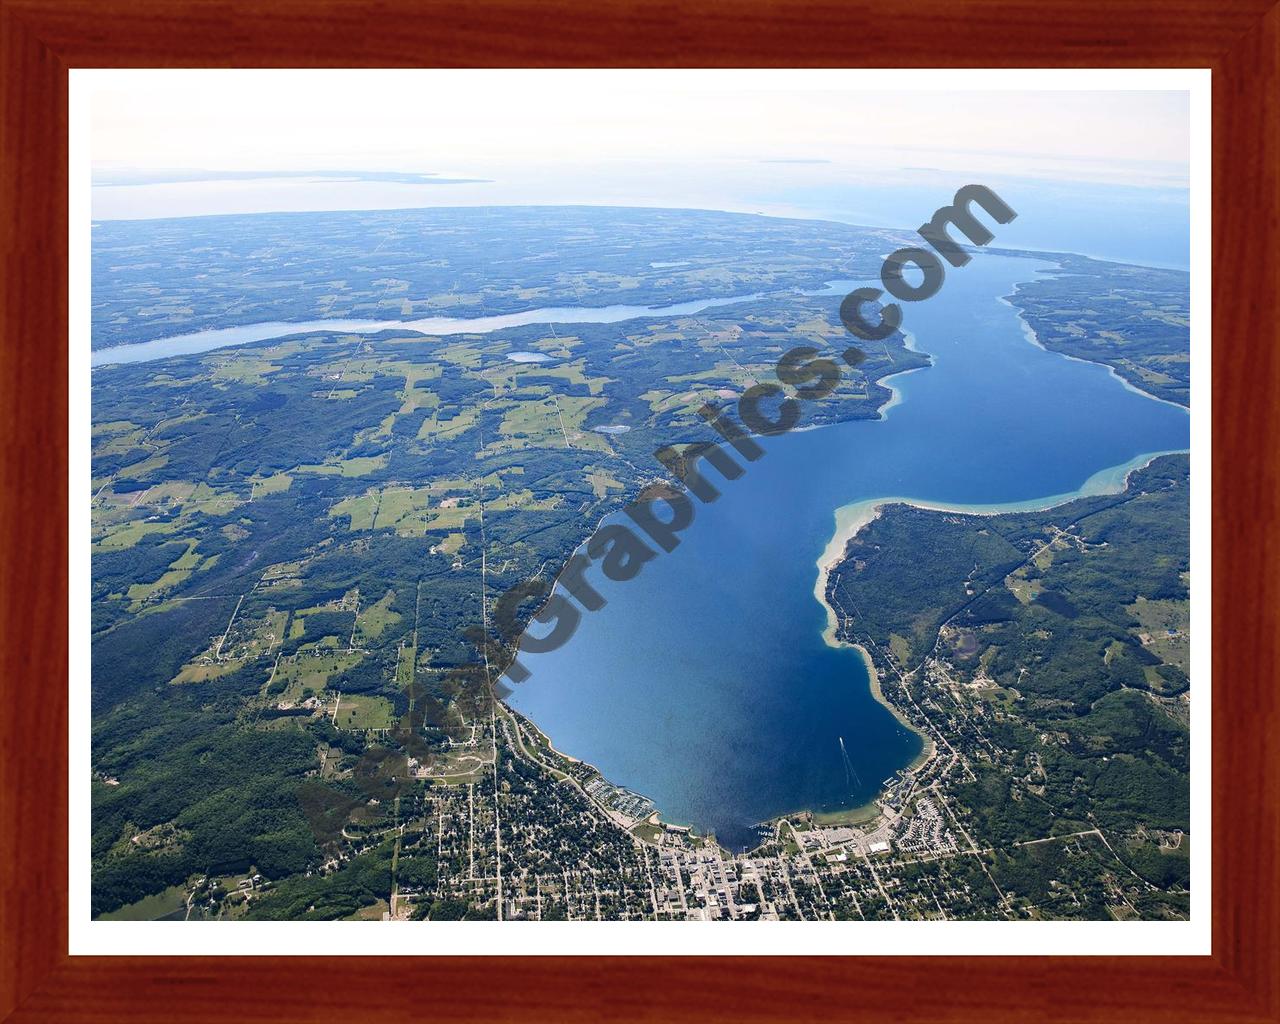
top-left (90, 294), bottom-right (763, 367)
top-left (506, 253), bottom-right (1191, 851)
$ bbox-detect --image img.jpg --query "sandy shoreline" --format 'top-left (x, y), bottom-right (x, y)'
top-left (812, 504), bottom-right (937, 772)
top-left (812, 447), bottom-right (1186, 781)
top-left (858, 644), bottom-right (936, 773)
top-left (815, 499), bottom-right (888, 646)
top-left (815, 445), bottom-right (1182, 616)
top-left (999, 287), bottom-right (1190, 413)
top-left (872, 328), bottom-right (927, 419)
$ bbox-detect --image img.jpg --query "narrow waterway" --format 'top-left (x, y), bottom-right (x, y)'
top-left (90, 293), bottom-right (764, 367)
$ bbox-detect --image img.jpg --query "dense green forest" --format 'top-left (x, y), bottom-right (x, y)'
top-left (827, 455), bottom-right (1190, 901)
top-left (1006, 253), bottom-right (1190, 406)
top-left (90, 210), bottom-right (925, 918)
top-left (90, 208), bottom-right (1192, 922)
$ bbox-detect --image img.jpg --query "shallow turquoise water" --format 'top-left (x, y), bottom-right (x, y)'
top-left (507, 254), bottom-right (1191, 850)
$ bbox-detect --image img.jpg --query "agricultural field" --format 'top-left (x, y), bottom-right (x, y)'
top-left (1008, 255), bottom-right (1191, 407)
top-left (333, 694), bottom-right (396, 732)
top-left (90, 206), bottom-right (1191, 925)
top-left (91, 207), bottom-right (926, 920)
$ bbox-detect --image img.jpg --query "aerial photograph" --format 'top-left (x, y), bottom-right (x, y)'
top-left (85, 72), bottom-right (1195, 925)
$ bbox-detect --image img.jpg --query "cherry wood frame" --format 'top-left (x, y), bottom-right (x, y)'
top-left (2, 1), bottom-right (1276, 1020)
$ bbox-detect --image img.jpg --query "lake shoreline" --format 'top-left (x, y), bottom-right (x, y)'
top-left (90, 291), bottom-right (767, 367)
top-left (812, 447), bottom-right (1188, 790)
top-left (816, 445), bottom-right (1185, 613)
top-left (504, 252), bottom-right (1190, 850)
top-left (859, 643), bottom-right (936, 774)
top-left (1000, 283), bottom-right (1189, 413)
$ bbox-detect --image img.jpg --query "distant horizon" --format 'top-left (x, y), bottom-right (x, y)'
top-left (86, 70), bottom-right (1191, 186)
top-left (90, 183), bottom-right (1191, 272)
top-left (85, 71), bottom-right (1191, 268)
top-left (75, 69), bottom-right (1207, 951)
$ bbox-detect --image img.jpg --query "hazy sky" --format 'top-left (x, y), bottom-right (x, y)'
top-left (81, 69), bottom-right (1196, 266)
top-left (87, 70), bottom-right (1191, 187)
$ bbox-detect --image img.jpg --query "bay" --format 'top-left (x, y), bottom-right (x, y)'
top-left (506, 254), bottom-right (1191, 851)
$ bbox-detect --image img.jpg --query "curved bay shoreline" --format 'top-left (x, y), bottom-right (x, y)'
top-left (505, 254), bottom-right (1190, 851)
top-left (809, 445), bottom-right (1187, 829)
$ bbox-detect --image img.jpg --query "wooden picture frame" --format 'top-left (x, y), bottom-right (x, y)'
top-left (2, 2), bottom-right (1275, 1020)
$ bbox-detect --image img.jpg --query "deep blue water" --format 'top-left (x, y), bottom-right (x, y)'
top-left (507, 253), bottom-right (1191, 851)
